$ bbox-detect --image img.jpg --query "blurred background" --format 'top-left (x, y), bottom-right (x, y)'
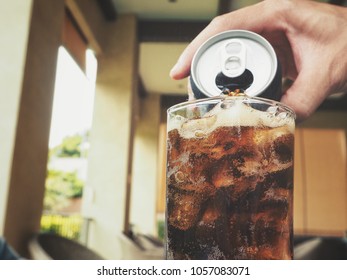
top-left (0, 0), bottom-right (346, 260)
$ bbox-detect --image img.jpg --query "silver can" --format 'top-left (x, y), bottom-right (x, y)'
top-left (190, 30), bottom-right (282, 101)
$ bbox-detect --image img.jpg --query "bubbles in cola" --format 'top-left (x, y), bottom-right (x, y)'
top-left (166, 96), bottom-right (295, 260)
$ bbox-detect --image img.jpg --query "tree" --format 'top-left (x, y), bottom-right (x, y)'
top-left (50, 132), bottom-right (89, 158)
top-left (44, 169), bottom-right (84, 211)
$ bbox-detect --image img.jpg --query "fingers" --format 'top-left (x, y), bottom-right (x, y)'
top-left (169, 52), bottom-right (191, 80)
top-left (280, 68), bottom-right (329, 121)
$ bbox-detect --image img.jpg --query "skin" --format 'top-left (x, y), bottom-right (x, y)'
top-left (170, 0), bottom-right (347, 121)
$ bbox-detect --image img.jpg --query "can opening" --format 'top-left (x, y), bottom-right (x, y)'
top-left (215, 69), bottom-right (254, 92)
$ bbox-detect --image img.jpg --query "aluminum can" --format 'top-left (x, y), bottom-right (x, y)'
top-left (190, 30), bottom-right (282, 101)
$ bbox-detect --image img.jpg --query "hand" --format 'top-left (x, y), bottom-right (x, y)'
top-left (170, 0), bottom-right (347, 121)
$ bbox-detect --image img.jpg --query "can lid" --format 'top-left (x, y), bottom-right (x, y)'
top-left (220, 39), bottom-right (247, 78)
top-left (191, 30), bottom-right (278, 98)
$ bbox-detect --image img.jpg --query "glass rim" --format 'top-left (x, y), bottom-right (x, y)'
top-left (167, 95), bottom-right (296, 120)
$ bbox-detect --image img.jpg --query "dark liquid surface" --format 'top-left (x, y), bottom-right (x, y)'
top-left (166, 125), bottom-right (294, 260)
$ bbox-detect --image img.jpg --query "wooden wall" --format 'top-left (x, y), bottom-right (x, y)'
top-left (294, 128), bottom-right (347, 236)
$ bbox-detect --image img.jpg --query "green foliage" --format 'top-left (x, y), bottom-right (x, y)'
top-left (50, 133), bottom-right (89, 158)
top-left (55, 134), bottom-right (82, 157)
top-left (42, 132), bottom-right (89, 240)
top-left (44, 169), bottom-right (84, 211)
top-left (41, 214), bottom-right (83, 240)
top-left (157, 220), bottom-right (165, 241)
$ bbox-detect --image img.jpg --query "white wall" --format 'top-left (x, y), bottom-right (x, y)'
top-left (81, 15), bottom-right (137, 260)
top-left (130, 95), bottom-right (160, 236)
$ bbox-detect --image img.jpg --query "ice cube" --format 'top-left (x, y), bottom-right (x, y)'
top-left (271, 133), bottom-right (294, 163)
top-left (195, 202), bottom-right (221, 245)
top-left (238, 155), bottom-right (262, 177)
top-left (180, 115), bottom-right (217, 139)
top-left (168, 153), bottom-right (215, 195)
top-left (263, 164), bottom-right (294, 189)
top-left (211, 156), bottom-right (260, 205)
top-left (198, 201), bottom-right (220, 226)
top-left (168, 191), bottom-right (205, 231)
top-left (211, 159), bottom-right (235, 189)
top-left (167, 129), bottom-right (182, 163)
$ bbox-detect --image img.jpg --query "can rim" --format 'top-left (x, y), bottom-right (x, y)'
top-left (190, 30), bottom-right (278, 98)
top-left (167, 95), bottom-right (296, 120)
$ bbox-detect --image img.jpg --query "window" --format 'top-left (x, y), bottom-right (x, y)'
top-left (40, 9), bottom-right (97, 242)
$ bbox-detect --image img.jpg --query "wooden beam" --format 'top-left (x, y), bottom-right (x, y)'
top-left (66, 0), bottom-right (106, 55)
top-left (137, 1), bottom-right (235, 43)
top-left (138, 77), bottom-right (148, 98)
top-left (138, 20), bottom-right (209, 42)
top-left (328, 0), bottom-right (346, 6)
top-left (318, 94), bottom-right (347, 111)
top-left (96, 0), bottom-right (117, 21)
top-left (218, 0), bottom-right (233, 15)
top-left (62, 9), bottom-right (88, 72)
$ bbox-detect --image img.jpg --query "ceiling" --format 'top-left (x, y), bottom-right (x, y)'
top-left (99, 0), bottom-right (346, 112)
top-left (108, 0), bottom-right (264, 96)
top-left (111, 0), bottom-right (220, 21)
top-left (115, 0), bottom-right (221, 96)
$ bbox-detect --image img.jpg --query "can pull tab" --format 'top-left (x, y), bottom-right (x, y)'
top-left (220, 40), bottom-right (246, 78)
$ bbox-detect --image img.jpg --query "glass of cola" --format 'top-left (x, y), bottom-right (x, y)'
top-left (165, 95), bottom-right (295, 260)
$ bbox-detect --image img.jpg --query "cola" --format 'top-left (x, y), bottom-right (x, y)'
top-left (166, 96), bottom-right (295, 260)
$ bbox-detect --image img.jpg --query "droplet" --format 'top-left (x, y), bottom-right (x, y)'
top-left (174, 115), bottom-right (184, 122)
top-left (175, 171), bottom-right (185, 183)
top-left (267, 106), bottom-right (278, 115)
top-left (278, 112), bottom-right (288, 119)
